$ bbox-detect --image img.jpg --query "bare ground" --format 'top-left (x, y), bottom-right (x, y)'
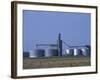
top-left (23, 56), bottom-right (90, 69)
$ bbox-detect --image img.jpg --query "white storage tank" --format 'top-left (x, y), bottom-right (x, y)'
top-left (65, 49), bottom-right (74, 56)
top-left (74, 48), bottom-right (82, 56)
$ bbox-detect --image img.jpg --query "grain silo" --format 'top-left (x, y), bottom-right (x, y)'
top-left (29, 49), bottom-right (45, 58)
top-left (74, 48), bottom-right (83, 56)
top-left (81, 48), bottom-right (90, 56)
top-left (45, 49), bottom-right (58, 57)
top-left (65, 49), bottom-right (74, 56)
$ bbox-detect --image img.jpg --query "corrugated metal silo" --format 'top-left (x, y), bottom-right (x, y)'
top-left (74, 48), bottom-right (82, 56)
top-left (45, 49), bottom-right (58, 57)
top-left (29, 49), bottom-right (45, 58)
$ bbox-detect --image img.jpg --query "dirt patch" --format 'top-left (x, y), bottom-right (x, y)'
top-left (23, 56), bottom-right (90, 69)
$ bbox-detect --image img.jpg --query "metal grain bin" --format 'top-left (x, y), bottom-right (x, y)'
top-left (45, 49), bottom-right (58, 57)
top-left (81, 48), bottom-right (90, 56)
top-left (29, 49), bottom-right (45, 58)
top-left (74, 49), bottom-right (82, 56)
top-left (65, 49), bottom-right (74, 56)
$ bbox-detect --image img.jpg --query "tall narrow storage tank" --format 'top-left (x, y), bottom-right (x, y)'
top-left (45, 49), bottom-right (58, 57)
top-left (65, 49), bottom-right (74, 56)
top-left (74, 49), bottom-right (82, 56)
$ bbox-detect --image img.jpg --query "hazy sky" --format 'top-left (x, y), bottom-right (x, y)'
top-left (23, 10), bottom-right (91, 52)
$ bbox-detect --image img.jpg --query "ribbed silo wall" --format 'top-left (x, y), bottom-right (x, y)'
top-left (45, 49), bottom-right (58, 57)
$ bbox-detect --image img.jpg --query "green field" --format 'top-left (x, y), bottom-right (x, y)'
top-left (23, 56), bottom-right (90, 69)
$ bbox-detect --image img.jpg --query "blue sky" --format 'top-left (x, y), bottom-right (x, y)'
top-left (23, 10), bottom-right (91, 52)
